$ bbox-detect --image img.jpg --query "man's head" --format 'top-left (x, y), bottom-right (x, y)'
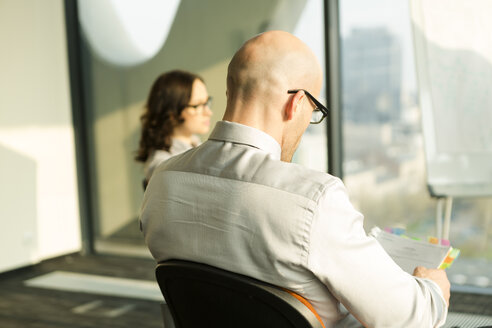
top-left (223, 30), bottom-right (323, 162)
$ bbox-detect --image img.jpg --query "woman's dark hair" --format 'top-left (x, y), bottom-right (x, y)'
top-left (135, 70), bottom-right (204, 162)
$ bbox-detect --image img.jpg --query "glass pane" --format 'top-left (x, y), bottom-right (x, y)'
top-left (290, 0), bottom-right (328, 172)
top-left (340, 0), bottom-right (492, 289)
top-left (77, 0), bottom-right (327, 256)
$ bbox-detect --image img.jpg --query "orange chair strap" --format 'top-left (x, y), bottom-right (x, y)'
top-left (283, 289), bottom-right (326, 328)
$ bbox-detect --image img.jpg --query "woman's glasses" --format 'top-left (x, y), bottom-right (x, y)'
top-left (186, 97), bottom-right (213, 114)
top-left (287, 90), bottom-right (329, 124)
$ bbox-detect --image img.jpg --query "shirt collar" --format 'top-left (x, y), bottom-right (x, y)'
top-left (208, 121), bottom-right (281, 160)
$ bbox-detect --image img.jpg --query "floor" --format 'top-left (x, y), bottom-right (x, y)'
top-left (2, 252), bottom-right (492, 328)
top-left (0, 254), bottom-right (162, 328)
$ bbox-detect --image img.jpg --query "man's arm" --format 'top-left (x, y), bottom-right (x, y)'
top-left (308, 179), bottom-right (449, 327)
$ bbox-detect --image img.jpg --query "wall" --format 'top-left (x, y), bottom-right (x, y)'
top-left (0, 0), bottom-right (81, 272)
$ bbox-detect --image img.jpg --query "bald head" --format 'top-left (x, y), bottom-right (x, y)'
top-left (226, 31), bottom-right (321, 110)
top-left (223, 31), bottom-right (323, 162)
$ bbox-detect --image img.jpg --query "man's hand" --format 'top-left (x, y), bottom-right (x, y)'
top-left (413, 266), bottom-right (450, 306)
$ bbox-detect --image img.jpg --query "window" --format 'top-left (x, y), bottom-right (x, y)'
top-left (340, 0), bottom-right (492, 289)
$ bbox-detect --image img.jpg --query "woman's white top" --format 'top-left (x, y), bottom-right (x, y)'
top-left (144, 135), bottom-right (200, 181)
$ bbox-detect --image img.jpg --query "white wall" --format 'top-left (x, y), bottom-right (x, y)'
top-left (0, 0), bottom-right (81, 272)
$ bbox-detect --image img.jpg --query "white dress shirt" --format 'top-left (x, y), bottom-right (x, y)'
top-left (140, 121), bottom-right (447, 327)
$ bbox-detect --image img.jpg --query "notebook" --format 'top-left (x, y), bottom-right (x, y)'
top-left (369, 226), bottom-right (460, 274)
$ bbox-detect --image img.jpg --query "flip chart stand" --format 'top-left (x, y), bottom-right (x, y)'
top-left (435, 196), bottom-right (453, 240)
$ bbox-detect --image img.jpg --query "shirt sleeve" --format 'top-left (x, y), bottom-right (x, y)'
top-left (307, 179), bottom-right (448, 328)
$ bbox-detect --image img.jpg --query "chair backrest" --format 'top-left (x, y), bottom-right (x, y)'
top-left (155, 260), bottom-right (324, 328)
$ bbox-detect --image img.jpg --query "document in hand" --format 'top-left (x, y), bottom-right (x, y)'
top-left (369, 227), bottom-right (460, 274)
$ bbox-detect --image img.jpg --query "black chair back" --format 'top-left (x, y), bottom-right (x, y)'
top-left (155, 260), bottom-right (323, 328)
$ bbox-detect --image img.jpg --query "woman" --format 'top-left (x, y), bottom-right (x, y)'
top-left (135, 70), bottom-right (212, 184)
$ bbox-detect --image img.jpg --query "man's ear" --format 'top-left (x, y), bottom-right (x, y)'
top-left (285, 91), bottom-right (305, 121)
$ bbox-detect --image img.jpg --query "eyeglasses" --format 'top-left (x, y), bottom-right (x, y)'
top-left (186, 96), bottom-right (213, 114)
top-left (287, 89), bottom-right (328, 124)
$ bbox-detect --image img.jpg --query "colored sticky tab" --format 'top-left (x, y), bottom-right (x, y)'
top-left (439, 262), bottom-right (450, 269)
top-left (393, 228), bottom-right (405, 236)
top-left (384, 227), bottom-right (393, 233)
top-left (438, 248), bottom-right (460, 269)
top-left (449, 248), bottom-right (460, 259)
top-left (428, 236), bottom-right (439, 244)
top-left (440, 239), bottom-right (450, 246)
top-left (443, 257), bottom-right (454, 264)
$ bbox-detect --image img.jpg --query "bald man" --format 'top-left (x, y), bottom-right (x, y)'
top-left (141, 31), bottom-right (449, 327)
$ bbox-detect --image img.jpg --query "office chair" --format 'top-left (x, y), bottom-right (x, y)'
top-left (155, 260), bottom-right (324, 328)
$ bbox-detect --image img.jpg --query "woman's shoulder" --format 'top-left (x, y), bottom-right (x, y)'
top-left (144, 150), bottom-right (172, 180)
top-left (151, 149), bottom-right (173, 162)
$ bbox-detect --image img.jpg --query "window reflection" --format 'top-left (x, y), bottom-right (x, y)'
top-left (79, 0), bottom-right (327, 256)
top-left (291, 0), bottom-right (327, 172)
